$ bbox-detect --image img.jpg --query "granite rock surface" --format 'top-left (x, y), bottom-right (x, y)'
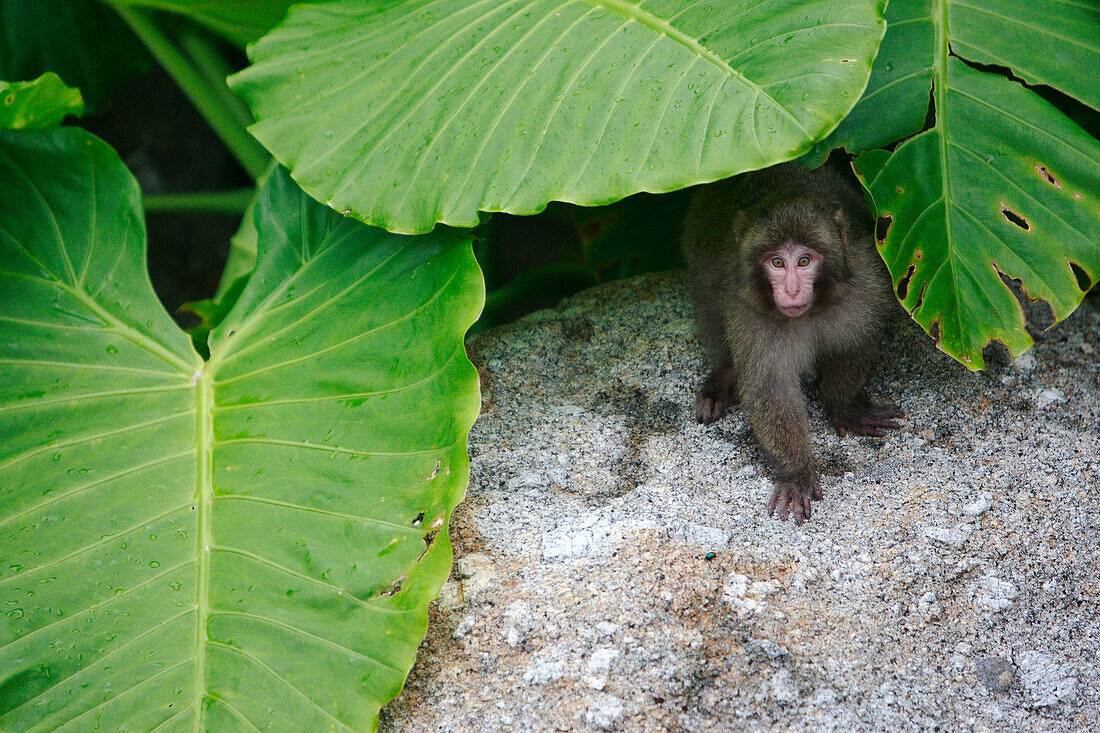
top-left (382, 272), bottom-right (1099, 732)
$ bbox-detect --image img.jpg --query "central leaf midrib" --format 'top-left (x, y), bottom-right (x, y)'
top-left (193, 367), bottom-right (214, 728)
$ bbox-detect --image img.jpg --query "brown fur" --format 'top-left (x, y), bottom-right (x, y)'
top-left (681, 161), bottom-right (901, 524)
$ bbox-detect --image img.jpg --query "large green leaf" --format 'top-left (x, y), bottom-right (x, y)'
top-left (230, 0), bottom-right (886, 234)
top-left (950, 0), bottom-right (1099, 112)
top-left (0, 0), bottom-right (149, 112)
top-left (807, 0), bottom-right (936, 162)
top-left (0, 129), bottom-right (482, 730)
top-left (813, 0), bottom-right (1098, 162)
top-left (855, 57), bottom-right (1100, 368)
top-left (838, 0), bottom-right (1100, 368)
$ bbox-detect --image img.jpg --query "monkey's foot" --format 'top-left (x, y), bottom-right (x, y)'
top-left (767, 481), bottom-right (823, 525)
top-left (834, 401), bottom-right (904, 438)
top-left (694, 368), bottom-right (738, 424)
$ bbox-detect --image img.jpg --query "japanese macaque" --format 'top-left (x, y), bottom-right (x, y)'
top-left (681, 161), bottom-right (902, 524)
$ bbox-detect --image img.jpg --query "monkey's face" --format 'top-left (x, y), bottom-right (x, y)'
top-left (760, 242), bottom-right (823, 318)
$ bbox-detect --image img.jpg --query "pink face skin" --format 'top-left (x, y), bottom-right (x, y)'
top-left (761, 242), bottom-right (823, 318)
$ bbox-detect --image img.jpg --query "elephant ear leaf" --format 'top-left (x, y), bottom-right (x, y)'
top-left (850, 0), bottom-right (1100, 369)
top-left (230, 0), bottom-right (887, 234)
top-left (0, 128), bottom-right (482, 731)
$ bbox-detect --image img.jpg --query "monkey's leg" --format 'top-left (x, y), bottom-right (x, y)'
top-left (695, 360), bottom-right (738, 425)
top-left (741, 375), bottom-right (821, 524)
top-left (817, 350), bottom-right (903, 438)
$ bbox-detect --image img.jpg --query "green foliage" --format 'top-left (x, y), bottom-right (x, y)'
top-left (0, 0), bottom-right (150, 111)
top-left (837, 0), bottom-right (1100, 367)
top-left (229, 0), bottom-right (886, 234)
top-left (0, 130), bottom-right (482, 730)
top-left (808, 0), bottom-right (936, 160)
top-left (106, 0), bottom-right (315, 46)
top-left (855, 60), bottom-right (1099, 367)
top-left (0, 73), bottom-right (83, 129)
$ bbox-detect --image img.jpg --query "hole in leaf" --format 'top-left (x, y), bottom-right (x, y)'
top-left (897, 264), bottom-right (915, 299)
top-left (422, 530), bottom-right (439, 548)
top-left (383, 576), bottom-right (406, 596)
top-left (915, 282), bottom-right (928, 310)
top-left (1070, 261), bottom-right (1091, 293)
top-left (928, 319), bottom-right (940, 340)
top-left (997, 267), bottom-right (1056, 330)
top-left (875, 215), bottom-right (892, 242)
top-left (411, 511), bottom-right (425, 527)
top-left (1035, 164), bottom-right (1061, 189)
top-left (1000, 204), bottom-right (1030, 231)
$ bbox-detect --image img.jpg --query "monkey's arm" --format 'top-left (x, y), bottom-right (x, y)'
top-left (817, 347), bottom-right (903, 437)
top-left (739, 371), bottom-right (821, 524)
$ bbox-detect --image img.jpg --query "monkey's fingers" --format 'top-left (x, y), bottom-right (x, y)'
top-left (694, 396), bottom-right (728, 425)
top-left (794, 492), bottom-right (811, 525)
top-left (768, 490), bottom-right (794, 521)
top-left (853, 425), bottom-right (892, 438)
top-left (767, 489), bottom-right (784, 518)
top-left (768, 485), bottom-right (816, 523)
top-left (864, 417), bottom-right (902, 429)
top-left (871, 403), bottom-right (905, 420)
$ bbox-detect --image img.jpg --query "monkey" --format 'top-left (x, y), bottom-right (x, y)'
top-left (681, 161), bottom-right (903, 524)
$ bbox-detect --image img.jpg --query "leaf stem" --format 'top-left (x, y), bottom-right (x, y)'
top-left (114, 7), bottom-right (270, 181)
top-left (143, 188), bottom-right (255, 215)
top-left (177, 27), bottom-right (256, 131)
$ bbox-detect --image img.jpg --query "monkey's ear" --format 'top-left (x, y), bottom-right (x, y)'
top-left (833, 209), bottom-right (848, 246)
top-left (734, 210), bottom-right (747, 244)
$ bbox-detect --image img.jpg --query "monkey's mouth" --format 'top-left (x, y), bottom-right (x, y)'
top-left (778, 303), bottom-right (811, 318)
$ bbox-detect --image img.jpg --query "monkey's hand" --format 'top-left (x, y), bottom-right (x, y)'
top-left (695, 367), bottom-right (738, 424)
top-left (833, 400), bottom-right (903, 438)
top-left (767, 479), bottom-right (823, 525)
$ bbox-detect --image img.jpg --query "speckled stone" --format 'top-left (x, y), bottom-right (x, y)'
top-left (382, 273), bottom-right (1100, 733)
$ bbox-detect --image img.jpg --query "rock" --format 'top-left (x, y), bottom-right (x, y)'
top-left (976, 575), bottom-right (1019, 613)
top-left (766, 668), bottom-right (799, 705)
top-left (594, 621), bottom-right (619, 638)
top-left (1010, 352), bottom-right (1037, 373)
top-left (523, 655), bottom-right (565, 686)
top-left (1035, 388), bottom-right (1065, 408)
top-left (381, 273), bottom-right (1100, 732)
top-left (453, 552), bottom-right (498, 602)
top-left (962, 494), bottom-right (993, 517)
top-left (1016, 651), bottom-right (1078, 708)
top-left (585, 694), bottom-right (624, 730)
top-left (452, 614), bottom-right (476, 639)
top-left (582, 647), bottom-right (620, 690)
top-left (502, 601), bottom-right (533, 647)
top-left (923, 525), bottom-right (969, 549)
top-left (975, 656), bottom-right (1014, 693)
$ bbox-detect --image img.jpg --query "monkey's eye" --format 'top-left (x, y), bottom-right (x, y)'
top-left (797, 255), bottom-right (811, 267)
top-left (770, 257), bottom-right (784, 269)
